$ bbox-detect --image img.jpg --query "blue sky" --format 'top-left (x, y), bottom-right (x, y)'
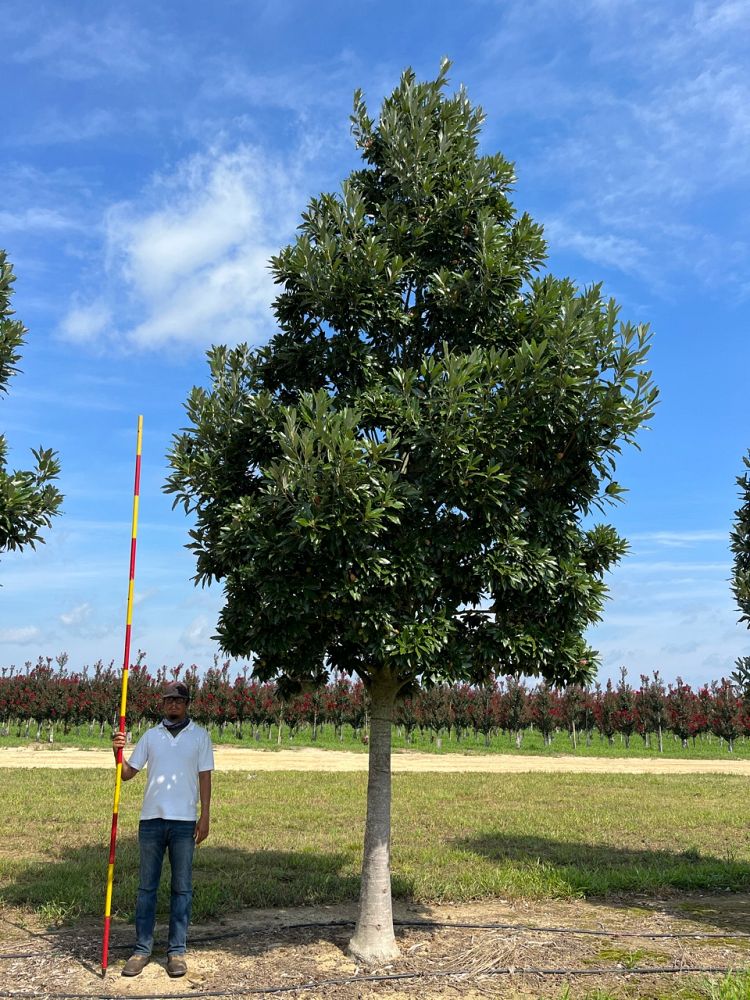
top-left (1, 0), bottom-right (748, 686)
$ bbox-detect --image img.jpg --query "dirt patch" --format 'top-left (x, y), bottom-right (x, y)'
top-left (2, 744), bottom-right (750, 775)
top-left (1, 895), bottom-right (748, 999)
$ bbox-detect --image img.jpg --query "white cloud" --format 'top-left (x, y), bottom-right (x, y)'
top-left (59, 602), bottom-right (92, 627)
top-left (133, 589), bottom-right (157, 608)
top-left (180, 616), bottom-right (214, 648)
top-left (542, 219), bottom-right (649, 276)
top-left (60, 301), bottom-right (112, 344)
top-left (0, 626), bottom-right (41, 643)
top-left (62, 144), bottom-right (308, 351)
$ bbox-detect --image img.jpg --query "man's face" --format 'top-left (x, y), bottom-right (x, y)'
top-left (163, 696), bottom-right (188, 722)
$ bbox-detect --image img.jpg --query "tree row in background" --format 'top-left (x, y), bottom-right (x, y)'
top-left (2, 656), bottom-right (749, 753)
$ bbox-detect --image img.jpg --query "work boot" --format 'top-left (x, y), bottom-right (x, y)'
top-left (166, 954), bottom-right (188, 977)
top-left (121, 953), bottom-right (149, 977)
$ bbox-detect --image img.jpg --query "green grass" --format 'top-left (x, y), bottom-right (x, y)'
top-left (3, 721), bottom-right (749, 759)
top-left (2, 769), bottom-right (750, 925)
top-left (558, 984), bottom-right (750, 1000)
top-left (555, 973), bottom-right (750, 1000)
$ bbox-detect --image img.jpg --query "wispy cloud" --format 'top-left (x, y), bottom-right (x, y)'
top-left (542, 219), bottom-right (649, 277)
top-left (59, 602), bottom-right (92, 627)
top-left (630, 530), bottom-right (729, 548)
top-left (476, 0), bottom-right (750, 294)
top-left (11, 16), bottom-right (172, 81)
top-left (0, 206), bottom-right (83, 234)
top-left (60, 301), bottom-right (114, 346)
top-left (180, 615), bottom-right (215, 649)
top-left (0, 626), bottom-right (41, 643)
top-left (14, 109), bottom-right (121, 146)
top-left (618, 561), bottom-right (729, 574)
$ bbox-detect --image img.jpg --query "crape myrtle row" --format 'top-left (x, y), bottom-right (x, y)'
top-left (1, 654), bottom-right (748, 752)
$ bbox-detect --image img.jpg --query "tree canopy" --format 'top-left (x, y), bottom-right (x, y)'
top-left (166, 61), bottom-right (657, 961)
top-left (0, 251), bottom-right (62, 557)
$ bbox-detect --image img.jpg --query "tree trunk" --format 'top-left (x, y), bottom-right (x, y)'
top-left (658, 725), bottom-right (663, 753)
top-left (349, 675), bottom-right (400, 965)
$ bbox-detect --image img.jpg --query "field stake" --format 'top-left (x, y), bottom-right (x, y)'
top-left (101, 415), bottom-right (143, 977)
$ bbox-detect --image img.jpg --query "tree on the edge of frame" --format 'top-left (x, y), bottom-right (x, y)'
top-left (165, 61), bottom-right (658, 964)
top-left (0, 250), bottom-right (62, 558)
top-left (730, 452), bottom-right (750, 691)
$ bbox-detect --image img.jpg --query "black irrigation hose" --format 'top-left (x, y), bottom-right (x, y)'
top-left (405, 919), bottom-right (750, 939)
top-left (288, 917), bottom-right (750, 940)
top-left (2, 916), bottom-right (750, 961)
top-left (0, 965), bottom-right (741, 1000)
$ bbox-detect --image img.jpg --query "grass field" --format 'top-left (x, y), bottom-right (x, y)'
top-left (2, 768), bottom-right (750, 999)
top-left (2, 769), bottom-right (750, 922)
top-left (2, 722), bottom-right (749, 759)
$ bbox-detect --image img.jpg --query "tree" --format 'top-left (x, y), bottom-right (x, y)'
top-left (165, 63), bottom-right (657, 962)
top-left (501, 676), bottom-right (529, 749)
top-left (710, 678), bottom-right (741, 752)
top-left (667, 678), bottom-right (697, 749)
top-left (595, 679), bottom-right (618, 746)
top-left (637, 670), bottom-right (668, 752)
top-left (530, 681), bottom-right (558, 746)
top-left (730, 452), bottom-right (750, 685)
top-left (615, 666), bottom-right (637, 748)
top-left (0, 251), bottom-right (62, 556)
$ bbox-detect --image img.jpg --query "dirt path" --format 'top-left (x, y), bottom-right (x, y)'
top-left (2, 743), bottom-right (750, 773)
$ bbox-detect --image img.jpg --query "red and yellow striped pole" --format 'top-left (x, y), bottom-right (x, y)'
top-left (101, 415), bottom-right (143, 977)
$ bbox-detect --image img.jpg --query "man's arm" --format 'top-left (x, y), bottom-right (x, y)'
top-left (111, 732), bottom-right (140, 781)
top-left (195, 770), bottom-right (211, 844)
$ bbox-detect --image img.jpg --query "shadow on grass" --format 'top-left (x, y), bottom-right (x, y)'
top-left (457, 831), bottom-right (750, 936)
top-left (0, 837), bottom-right (424, 971)
top-left (0, 837), bottom-right (372, 918)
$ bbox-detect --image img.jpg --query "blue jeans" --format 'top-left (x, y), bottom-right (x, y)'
top-left (134, 819), bottom-right (195, 957)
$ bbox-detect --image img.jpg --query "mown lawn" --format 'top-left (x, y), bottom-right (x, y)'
top-left (2, 769), bottom-right (750, 924)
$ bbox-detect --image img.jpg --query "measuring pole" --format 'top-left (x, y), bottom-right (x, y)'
top-left (101, 415), bottom-right (143, 977)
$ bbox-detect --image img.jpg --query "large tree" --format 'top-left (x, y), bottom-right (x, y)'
top-left (166, 63), bottom-right (657, 963)
top-left (0, 251), bottom-right (62, 556)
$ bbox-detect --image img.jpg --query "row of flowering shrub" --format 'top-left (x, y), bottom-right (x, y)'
top-left (0, 656), bottom-right (748, 751)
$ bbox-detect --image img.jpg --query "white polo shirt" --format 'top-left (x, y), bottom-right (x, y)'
top-left (128, 721), bottom-right (214, 822)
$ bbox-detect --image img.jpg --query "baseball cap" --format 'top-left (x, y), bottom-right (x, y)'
top-left (162, 681), bottom-right (190, 701)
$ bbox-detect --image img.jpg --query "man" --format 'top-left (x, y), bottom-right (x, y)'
top-left (111, 681), bottom-right (213, 979)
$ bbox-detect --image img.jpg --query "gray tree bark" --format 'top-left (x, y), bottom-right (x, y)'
top-left (348, 674), bottom-right (400, 964)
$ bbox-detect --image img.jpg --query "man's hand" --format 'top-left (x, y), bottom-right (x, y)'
top-left (111, 731), bottom-right (138, 780)
top-left (194, 814), bottom-right (210, 845)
